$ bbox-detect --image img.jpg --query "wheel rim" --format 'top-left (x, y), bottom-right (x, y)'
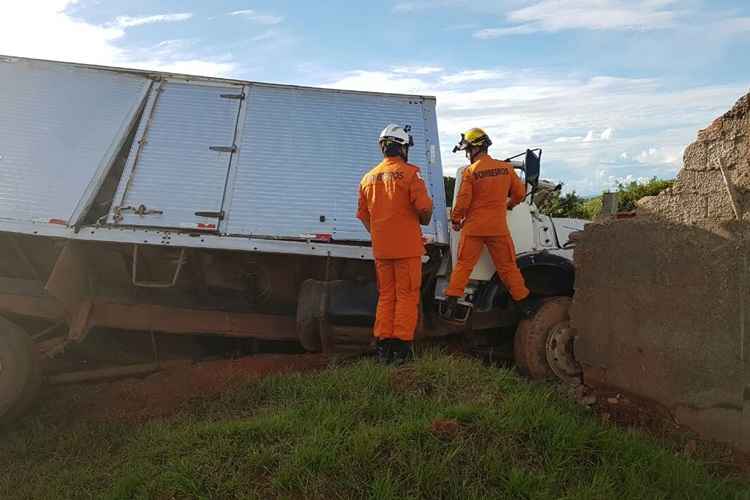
top-left (545, 320), bottom-right (582, 383)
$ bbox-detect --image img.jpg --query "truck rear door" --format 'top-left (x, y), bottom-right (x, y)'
top-left (108, 80), bottom-right (244, 231)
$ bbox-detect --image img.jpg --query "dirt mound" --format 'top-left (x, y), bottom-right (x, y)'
top-left (46, 354), bottom-right (328, 424)
top-left (430, 419), bottom-right (462, 440)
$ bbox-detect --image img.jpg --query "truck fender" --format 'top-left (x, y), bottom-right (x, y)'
top-left (472, 251), bottom-right (575, 312)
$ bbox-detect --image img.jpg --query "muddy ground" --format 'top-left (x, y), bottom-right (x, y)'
top-left (24, 349), bottom-right (750, 475)
top-left (38, 353), bottom-right (328, 424)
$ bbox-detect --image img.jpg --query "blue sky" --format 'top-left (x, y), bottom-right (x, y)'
top-left (1, 0), bottom-right (749, 194)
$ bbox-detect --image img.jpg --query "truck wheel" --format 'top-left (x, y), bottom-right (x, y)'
top-left (513, 297), bottom-right (581, 383)
top-left (296, 280), bottom-right (325, 352)
top-left (0, 317), bottom-right (42, 426)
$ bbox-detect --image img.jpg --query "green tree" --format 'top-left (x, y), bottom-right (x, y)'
top-left (616, 178), bottom-right (674, 211)
top-left (538, 190), bottom-right (588, 219)
top-left (538, 177), bottom-right (674, 220)
top-left (581, 197), bottom-right (602, 219)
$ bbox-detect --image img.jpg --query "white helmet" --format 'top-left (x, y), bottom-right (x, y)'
top-left (379, 124), bottom-right (414, 147)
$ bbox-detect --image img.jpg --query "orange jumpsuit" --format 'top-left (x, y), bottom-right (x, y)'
top-left (445, 153), bottom-right (530, 301)
top-left (357, 157), bottom-right (433, 341)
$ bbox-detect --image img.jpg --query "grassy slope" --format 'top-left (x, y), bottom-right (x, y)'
top-left (1, 354), bottom-right (748, 500)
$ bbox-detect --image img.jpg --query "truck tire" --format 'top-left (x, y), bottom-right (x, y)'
top-left (0, 317), bottom-right (42, 426)
top-left (514, 297), bottom-right (579, 382)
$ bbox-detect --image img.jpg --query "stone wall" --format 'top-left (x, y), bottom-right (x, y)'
top-left (571, 92), bottom-right (750, 450)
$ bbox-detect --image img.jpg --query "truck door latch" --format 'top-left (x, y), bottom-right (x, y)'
top-left (113, 204), bottom-right (164, 222)
top-left (194, 211), bottom-right (225, 220)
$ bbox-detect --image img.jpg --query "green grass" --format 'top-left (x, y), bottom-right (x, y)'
top-left (1, 353), bottom-right (748, 500)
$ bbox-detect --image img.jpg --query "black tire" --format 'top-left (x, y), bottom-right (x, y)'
top-left (513, 297), bottom-right (572, 380)
top-left (0, 316), bottom-right (42, 426)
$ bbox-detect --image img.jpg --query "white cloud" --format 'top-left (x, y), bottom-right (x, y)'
top-left (440, 69), bottom-right (507, 84)
top-left (475, 0), bottom-right (678, 38)
top-left (0, 1), bottom-right (236, 77)
top-left (392, 2), bottom-right (428, 13)
top-left (393, 66), bottom-right (444, 75)
top-left (553, 135), bottom-right (585, 143)
top-left (323, 70), bottom-right (431, 95)
top-left (229, 9), bottom-right (284, 25)
top-left (0, 0), bottom-right (124, 64)
top-left (322, 66), bottom-right (746, 194)
top-left (723, 17), bottom-right (750, 35)
top-left (606, 174), bottom-right (654, 189)
top-left (252, 30), bottom-right (278, 42)
top-left (113, 13), bottom-right (192, 29)
top-left (392, 0), bottom-right (478, 14)
top-left (552, 128), bottom-right (613, 144)
top-left (636, 146), bottom-right (681, 165)
top-left (474, 24), bottom-right (539, 38)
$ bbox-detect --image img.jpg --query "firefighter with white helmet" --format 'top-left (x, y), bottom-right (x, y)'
top-left (356, 124), bottom-right (433, 364)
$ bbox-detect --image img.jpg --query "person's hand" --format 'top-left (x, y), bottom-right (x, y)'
top-left (507, 202), bottom-right (515, 211)
top-left (451, 220), bottom-right (463, 232)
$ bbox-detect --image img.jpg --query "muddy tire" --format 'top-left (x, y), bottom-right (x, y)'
top-left (514, 297), bottom-right (575, 381)
top-left (0, 317), bottom-right (42, 426)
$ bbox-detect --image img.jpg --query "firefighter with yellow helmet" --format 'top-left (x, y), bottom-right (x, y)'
top-left (443, 128), bottom-right (535, 320)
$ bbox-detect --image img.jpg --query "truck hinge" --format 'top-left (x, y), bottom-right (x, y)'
top-left (220, 93), bottom-right (245, 100)
top-left (209, 145), bottom-right (237, 153)
top-left (194, 210), bottom-right (225, 220)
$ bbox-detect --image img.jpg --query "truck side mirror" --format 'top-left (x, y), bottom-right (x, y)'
top-left (524, 149), bottom-right (541, 188)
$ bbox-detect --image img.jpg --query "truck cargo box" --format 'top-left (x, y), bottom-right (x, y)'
top-left (0, 56), bottom-right (449, 259)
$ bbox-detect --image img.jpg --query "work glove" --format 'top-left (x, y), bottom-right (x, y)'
top-left (451, 220), bottom-right (463, 232)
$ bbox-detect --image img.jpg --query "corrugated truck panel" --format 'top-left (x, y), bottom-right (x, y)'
top-left (222, 84), bottom-right (444, 242)
top-left (109, 81), bottom-right (244, 230)
top-left (0, 58), bottom-right (149, 225)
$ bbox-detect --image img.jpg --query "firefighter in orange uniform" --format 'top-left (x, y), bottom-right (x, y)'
top-left (357, 124), bottom-right (433, 364)
top-left (443, 128), bottom-right (535, 320)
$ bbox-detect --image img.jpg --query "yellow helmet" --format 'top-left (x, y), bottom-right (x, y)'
top-left (452, 128), bottom-right (492, 153)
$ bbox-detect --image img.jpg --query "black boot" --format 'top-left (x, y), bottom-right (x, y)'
top-left (390, 340), bottom-right (414, 366)
top-left (375, 339), bottom-right (392, 364)
top-left (441, 296), bottom-right (459, 321)
top-left (516, 296), bottom-right (540, 319)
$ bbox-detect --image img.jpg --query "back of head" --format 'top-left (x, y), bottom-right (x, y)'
top-left (381, 140), bottom-right (404, 158)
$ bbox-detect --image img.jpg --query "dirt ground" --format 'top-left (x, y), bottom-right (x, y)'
top-left (39, 354), bottom-right (329, 424)
top-left (573, 385), bottom-right (750, 474)
top-left (27, 350), bottom-right (750, 476)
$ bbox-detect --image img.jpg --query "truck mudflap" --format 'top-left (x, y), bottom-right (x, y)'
top-left (297, 280), bottom-right (377, 355)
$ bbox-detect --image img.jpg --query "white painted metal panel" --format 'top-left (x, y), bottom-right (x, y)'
top-left (223, 84), bottom-right (447, 242)
top-left (109, 81), bottom-right (243, 230)
top-left (0, 58), bottom-right (149, 225)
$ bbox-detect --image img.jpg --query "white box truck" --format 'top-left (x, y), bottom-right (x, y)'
top-left (0, 56), bottom-right (585, 423)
